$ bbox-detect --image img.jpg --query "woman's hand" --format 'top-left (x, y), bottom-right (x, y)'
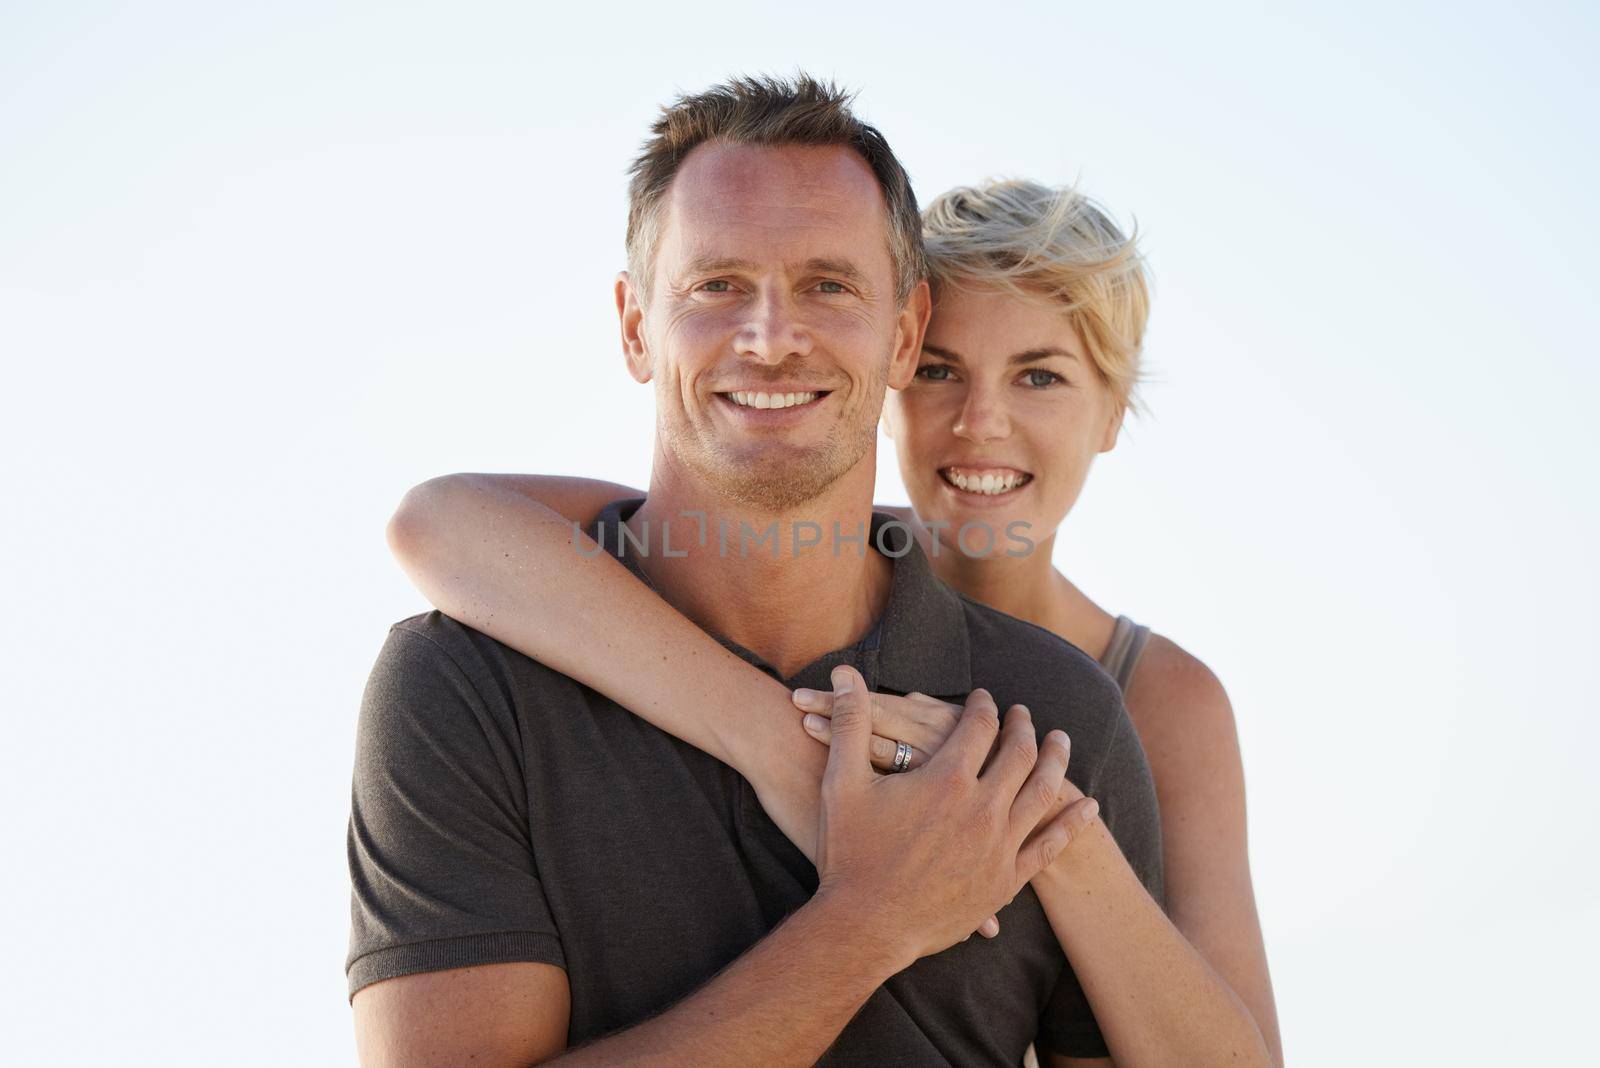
top-left (793, 688), bottom-right (959, 771)
top-left (794, 685), bottom-right (1097, 833)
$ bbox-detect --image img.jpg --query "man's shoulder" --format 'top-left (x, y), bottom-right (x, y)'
top-left (953, 596), bottom-right (1129, 757)
top-left (374, 610), bottom-right (577, 701)
top-left (955, 595), bottom-right (1119, 701)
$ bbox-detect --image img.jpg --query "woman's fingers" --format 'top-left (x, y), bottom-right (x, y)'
top-left (793, 687), bottom-right (962, 756)
top-left (801, 714), bottom-right (928, 772)
top-left (961, 914), bottom-right (1002, 942)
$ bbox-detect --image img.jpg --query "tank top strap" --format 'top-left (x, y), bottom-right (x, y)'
top-left (1099, 614), bottom-right (1152, 694)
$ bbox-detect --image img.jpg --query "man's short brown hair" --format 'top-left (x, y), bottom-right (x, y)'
top-left (625, 72), bottom-right (926, 306)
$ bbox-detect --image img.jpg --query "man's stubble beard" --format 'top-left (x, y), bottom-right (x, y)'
top-left (659, 354), bottom-right (890, 514)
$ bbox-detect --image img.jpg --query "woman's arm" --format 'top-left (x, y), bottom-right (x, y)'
top-left (798, 667), bottom-right (1281, 1068)
top-left (386, 472), bottom-right (832, 858)
top-left (1032, 818), bottom-right (1274, 1068)
top-left (1078, 638), bottom-right (1283, 1066)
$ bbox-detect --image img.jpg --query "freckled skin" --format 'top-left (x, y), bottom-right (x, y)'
top-left (882, 285), bottom-right (1123, 558)
top-left (623, 142), bottom-right (916, 514)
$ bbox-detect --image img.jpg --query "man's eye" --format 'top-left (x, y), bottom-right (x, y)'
top-left (1024, 369), bottom-right (1065, 388)
top-left (817, 280), bottom-right (848, 294)
top-left (700, 280), bottom-right (733, 293)
top-left (915, 364), bottom-right (954, 381)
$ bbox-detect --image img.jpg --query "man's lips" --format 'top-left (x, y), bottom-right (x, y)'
top-left (715, 389), bottom-right (832, 422)
top-left (717, 388), bottom-right (831, 410)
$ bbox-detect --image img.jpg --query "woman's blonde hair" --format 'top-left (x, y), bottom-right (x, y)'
top-left (922, 179), bottom-right (1150, 412)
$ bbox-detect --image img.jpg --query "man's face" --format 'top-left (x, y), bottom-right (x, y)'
top-left (618, 142), bottom-right (925, 513)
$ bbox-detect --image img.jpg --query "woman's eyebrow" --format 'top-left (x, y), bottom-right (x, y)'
top-left (921, 344), bottom-right (1079, 365)
top-left (1007, 346), bottom-right (1080, 365)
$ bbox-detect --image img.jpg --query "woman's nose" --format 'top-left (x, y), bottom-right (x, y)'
top-left (952, 386), bottom-right (1012, 442)
top-left (734, 290), bottom-right (812, 364)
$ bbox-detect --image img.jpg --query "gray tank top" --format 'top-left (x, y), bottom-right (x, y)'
top-left (1098, 614), bottom-right (1151, 693)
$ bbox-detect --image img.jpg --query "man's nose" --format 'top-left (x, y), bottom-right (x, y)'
top-left (734, 289), bottom-right (812, 363)
top-left (952, 386), bottom-right (1012, 442)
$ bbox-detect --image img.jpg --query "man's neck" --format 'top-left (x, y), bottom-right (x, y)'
top-left (624, 461), bottom-right (892, 679)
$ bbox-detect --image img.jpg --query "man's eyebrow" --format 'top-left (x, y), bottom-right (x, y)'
top-left (680, 255), bottom-right (761, 276)
top-left (677, 255), bottom-right (869, 283)
top-left (802, 258), bottom-right (868, 283)
top-left (921, 344), bottom-right (1081, 365)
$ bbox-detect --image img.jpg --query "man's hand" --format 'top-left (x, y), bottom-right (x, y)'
top-left (812, 665), bottom-right (1095, 969)
top-left (798, 680), bottom-right (1099, 845)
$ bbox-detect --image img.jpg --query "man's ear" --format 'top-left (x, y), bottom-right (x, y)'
top-left (887, 279), bottom-right (932, 390)
top-left (616, 271), bottom-right (652, 383)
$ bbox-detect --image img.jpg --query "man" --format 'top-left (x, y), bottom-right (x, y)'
top-left (346, 74), bottom-right (1162, 1065)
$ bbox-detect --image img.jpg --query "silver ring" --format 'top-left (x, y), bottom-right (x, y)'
top-left (890, 740), bottom-right (913, 773)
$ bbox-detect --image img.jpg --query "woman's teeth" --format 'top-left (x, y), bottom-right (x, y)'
top-left (728, 390), bottom-right (820, 410)
top-left (940, 467), bottom-right (1032, 495)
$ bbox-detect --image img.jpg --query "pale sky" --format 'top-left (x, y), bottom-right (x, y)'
top-left (3, 2), bottom-right (1596, 1064)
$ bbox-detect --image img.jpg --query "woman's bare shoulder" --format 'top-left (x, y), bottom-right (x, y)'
top-left (1123, 633), bottom-right (1243, 788)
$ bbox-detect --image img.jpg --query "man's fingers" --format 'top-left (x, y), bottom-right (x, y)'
top-left (1008, 728), bottom-right (1072, 839)
top-left (819, 664), bottom-right (874, 793)
top-left (980, 704), bottom-right (1040, 792)
top-left (978, 915), bottom-right (1001, 939)
top-left (926, 687), bottom-right (1003, 780)
top-left (1015, 795), bottom-right (1099, 883)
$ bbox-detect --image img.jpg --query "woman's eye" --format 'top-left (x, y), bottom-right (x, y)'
top-left (1023, 369), bottom-right (1065, 388)
top-left (915, 364), bottom-right (954, 381)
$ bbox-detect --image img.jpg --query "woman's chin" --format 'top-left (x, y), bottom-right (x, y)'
top-left (913, 483), bottom-right (1045, 561)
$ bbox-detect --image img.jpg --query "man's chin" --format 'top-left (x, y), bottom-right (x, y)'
top-left (693, 452), bottom-right (848, 514)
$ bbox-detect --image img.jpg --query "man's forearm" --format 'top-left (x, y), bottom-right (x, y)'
top-left (548, 889), bottom-right (902, 1067)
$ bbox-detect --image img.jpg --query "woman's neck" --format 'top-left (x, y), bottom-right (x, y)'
top-left (922, 526), bottom-right (1117, 661)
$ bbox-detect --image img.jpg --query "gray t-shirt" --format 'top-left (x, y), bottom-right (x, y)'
top-left (346, 496), bottom-right (1164, 1063)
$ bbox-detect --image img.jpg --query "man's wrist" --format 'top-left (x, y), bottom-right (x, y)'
top-left (806, 882), bottom-right (916, 982)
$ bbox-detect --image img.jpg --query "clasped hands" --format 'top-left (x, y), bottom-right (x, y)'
top-left (802, 665), bottom-right (1099, 962)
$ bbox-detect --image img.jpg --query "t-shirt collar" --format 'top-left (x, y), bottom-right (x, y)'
top-left (587, 496), bottom-right (972, 697)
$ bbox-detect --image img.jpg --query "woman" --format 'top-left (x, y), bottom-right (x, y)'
top-left (387, 179), bottom-right (1283, 1066)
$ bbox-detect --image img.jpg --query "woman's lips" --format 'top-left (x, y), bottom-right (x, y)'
top-left (938, 466), bottom-right (1033, 498)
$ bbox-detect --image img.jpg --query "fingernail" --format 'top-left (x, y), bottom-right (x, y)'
top-left (793, 688), bottom-right (818, 707)
top-left (831, 666), bottom-right (854, 694)
top-left (803, 714), bottom-right (825, 732)
top-left (1082, 798), bottom-right (1100, 822)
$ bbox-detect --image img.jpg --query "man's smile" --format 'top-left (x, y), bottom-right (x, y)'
top-left (715, 389), bottom-right (833, 424)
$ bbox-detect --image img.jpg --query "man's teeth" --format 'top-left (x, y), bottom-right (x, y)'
top-left (729, 390), bottom-right (819, 410)
top-left (942, 468), bottom-right (1031, 495)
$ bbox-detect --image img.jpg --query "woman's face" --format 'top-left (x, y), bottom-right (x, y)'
top-left (882, 283), bottom-right (1123, 559)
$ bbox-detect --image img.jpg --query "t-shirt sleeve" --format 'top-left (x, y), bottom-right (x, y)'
top-left (345, 622), bottom-right (565, 1002)
top-left (1035, 698), bottom-right (1166, 1058)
